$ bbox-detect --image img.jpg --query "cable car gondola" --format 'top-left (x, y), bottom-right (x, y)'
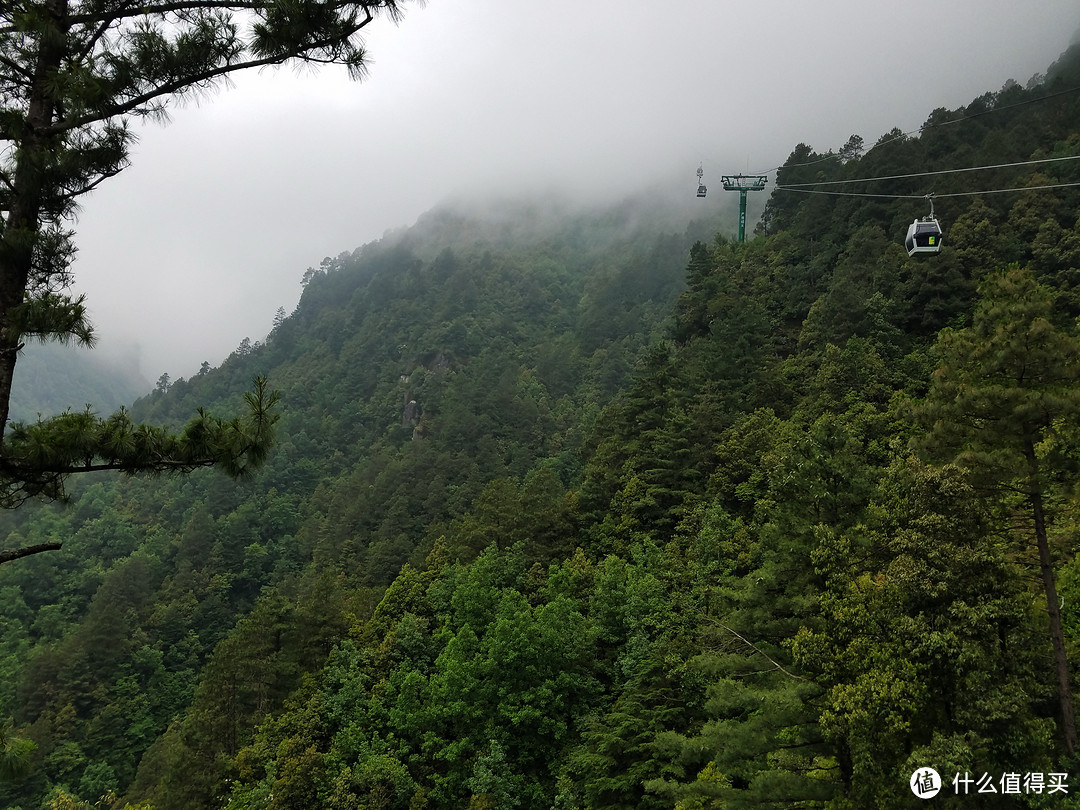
top-left (905, 196), bottom-right (943, 257)
top-left (696, 165), bottom-right (707, 198)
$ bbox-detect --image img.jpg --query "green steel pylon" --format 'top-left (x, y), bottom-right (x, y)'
top-left (721, 174), bottom-right (768, 242)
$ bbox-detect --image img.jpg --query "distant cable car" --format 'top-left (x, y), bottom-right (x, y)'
top-left (696, 165), bottom-right (707, 198)
top-left (905, 196), bottom-right (943, 257)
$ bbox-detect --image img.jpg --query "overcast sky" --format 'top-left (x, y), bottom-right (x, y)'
top-left (65, 0), bottom-right (1080, 382)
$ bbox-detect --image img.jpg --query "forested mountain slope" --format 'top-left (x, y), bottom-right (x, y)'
top-left (8, 343), bottom-right (148, 425)
top-left (0, 192), bottom-right (723, 809)
top-left (3, 44), bottom-right (1080, 809)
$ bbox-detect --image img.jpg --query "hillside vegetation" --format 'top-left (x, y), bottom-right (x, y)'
top-left (2, 45), bottom-right (1080, 809)
top-left (8, 344), bottom-right (148, 425)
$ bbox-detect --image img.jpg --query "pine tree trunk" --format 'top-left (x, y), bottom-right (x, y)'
top-left (1026, 443), bottom-right (1078, 754)
top-left (0, 541), bottom-right (62, 566)
top-left (0, 0), bottom-right (69, 441)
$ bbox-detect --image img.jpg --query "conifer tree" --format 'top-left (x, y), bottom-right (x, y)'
top-left (913, 265), bottom-right (1080, 754)
top-left (0, 0), bottom-right (410, 560)
top-left (792, 458), bottom-right (1051, 803)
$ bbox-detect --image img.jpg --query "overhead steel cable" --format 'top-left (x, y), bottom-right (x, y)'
top-left (774, 180), bottom-right (1080, 200)
top-left (750, 83), bottom-right (1080, 176)
top-left (774, 154), bottom-right (1080, 190)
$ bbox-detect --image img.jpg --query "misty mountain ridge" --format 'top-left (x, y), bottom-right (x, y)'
top-left (393, 185), bottom-right (749, 253)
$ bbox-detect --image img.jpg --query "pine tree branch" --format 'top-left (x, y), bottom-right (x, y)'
top-left (65, 0), bottom-right (396, 27)
top-left (0, 457), bottom-right (218, 475)
top-left (0, 541), bottom-right (62, 566)
top-left (707, 617), bottom-right (810, 682)
top-left (54, 163), bottom-right (126, 204)
top-left (41, 8), bottom-right (382, 137)
top-left (65, 0), bottom-right (142, 62)
top-left (0, 377), bottom-right (278, 507)
top-left (0, 54), bottom-right (33, 82)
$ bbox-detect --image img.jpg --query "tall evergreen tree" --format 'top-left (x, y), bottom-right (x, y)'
top-left (0, 0), bottom-right (410, 559)
top-left (792, 458), bottom-right (1052, 805)
top-left (912, 266), bottom-right (1080, 754)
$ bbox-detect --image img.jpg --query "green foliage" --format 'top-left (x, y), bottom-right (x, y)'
top-left (0, 0), bottom-right (416, 560)
top-left (912, 266), bottom-right (1080, 485)
top-left (0, 194), bottom-right (702, 809)
top-left (792, 459), bottom-right (1053, 805)
top-left (0, 717), bottom-right (35, 782)
top-left (9, 342), bottom-right (148, 425)
top-left (4, 47), bottom-right (1080, 810)
top-left (0, 377), bottom-right (279, 509)
top-left (911, 265), bottom-right (1080, 754)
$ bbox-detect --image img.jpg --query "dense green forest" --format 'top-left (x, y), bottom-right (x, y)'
top-left (2, 43), bottom-right (1080, 809)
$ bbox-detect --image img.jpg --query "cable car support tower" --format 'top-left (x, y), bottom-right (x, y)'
top-left (696, 167), bottom-right (768, 242)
